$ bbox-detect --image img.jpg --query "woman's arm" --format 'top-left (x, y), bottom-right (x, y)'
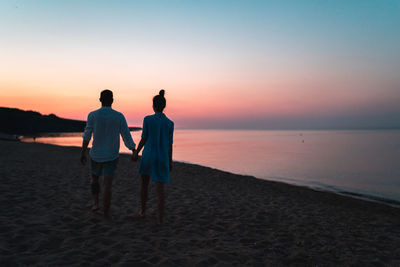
top-left (136, 138), bottom-right (146, 154)
top-left (169, 144), bottom-right (173, 171)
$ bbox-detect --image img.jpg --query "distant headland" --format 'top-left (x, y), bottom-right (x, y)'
top-left (0, 107), bottom-right (141, 136)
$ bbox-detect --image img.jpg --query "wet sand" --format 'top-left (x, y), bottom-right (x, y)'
top-left (1, 140), bottom-right (399, 266)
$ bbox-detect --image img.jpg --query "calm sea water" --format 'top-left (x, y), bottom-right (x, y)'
top-left (23, 130), bottom-right (400, 204)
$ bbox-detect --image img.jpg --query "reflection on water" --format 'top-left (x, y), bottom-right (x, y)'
top-left (23, 129), bottom-right (400, 203)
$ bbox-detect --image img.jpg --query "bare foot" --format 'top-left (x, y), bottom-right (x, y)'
top-left (91, 205), bottom-right (99, 212)
top-left (136, 210), bottom-right (145, 218)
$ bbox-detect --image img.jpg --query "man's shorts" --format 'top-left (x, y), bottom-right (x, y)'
top-left (90, 158), bottom-right (119, 177)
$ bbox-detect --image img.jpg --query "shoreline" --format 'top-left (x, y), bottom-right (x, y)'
top-left (21, 133), bottom-right (400, 208)
top-left (2, 140), bottom-right (400, 265)
top-left (169, 159), bottom-right (400, 209)
top-left (176, 163), bottom-right (400, 209)
top-left (121, 150), bottom-right (400, 209)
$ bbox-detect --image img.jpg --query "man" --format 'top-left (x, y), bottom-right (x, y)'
top-left (81, 89), bottom-right (136, 219)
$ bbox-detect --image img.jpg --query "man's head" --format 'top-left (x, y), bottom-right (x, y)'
top-left (100, 89), bottom-right (113, 106)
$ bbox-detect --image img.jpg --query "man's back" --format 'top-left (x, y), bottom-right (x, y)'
top-left (83, 106), bottom-right (135, 162)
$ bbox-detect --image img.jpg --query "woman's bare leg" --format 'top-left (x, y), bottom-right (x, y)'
top-left (138, 174), bottom-right (150, 216)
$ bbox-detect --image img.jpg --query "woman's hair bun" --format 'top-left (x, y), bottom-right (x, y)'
top-left (153, 89), bottom-right (166, 111)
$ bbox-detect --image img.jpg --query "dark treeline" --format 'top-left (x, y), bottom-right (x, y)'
top-left (0, 107), bottom-right (140, 135)
top-left (0, 107), bottom-right (86, 135)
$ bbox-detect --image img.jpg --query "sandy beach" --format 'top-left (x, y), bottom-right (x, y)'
top-left (1, 140), bottom-right (399, 266)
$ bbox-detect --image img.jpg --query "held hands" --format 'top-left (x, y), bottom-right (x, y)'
top-left (131, 149), bottom-right (139, 162)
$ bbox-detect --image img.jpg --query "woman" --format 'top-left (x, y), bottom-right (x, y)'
top-left (133, 89), bottom-right (174, 224)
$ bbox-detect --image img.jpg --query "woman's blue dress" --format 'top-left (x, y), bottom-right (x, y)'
top-left (139, 112), bottom-right (174, 182)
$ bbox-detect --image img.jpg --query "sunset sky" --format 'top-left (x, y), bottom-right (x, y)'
top-left (1, 0), bottom-right (399, 129)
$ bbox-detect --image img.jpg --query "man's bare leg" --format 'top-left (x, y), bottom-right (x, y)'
top-left (138, 174), bottom-right (150, 217)
top-left (103, 176), bottom-right (113, 219)
top-left (156, 182), bottom-right (164, 224)
top-left (91, 174), bottom-right (100, 211)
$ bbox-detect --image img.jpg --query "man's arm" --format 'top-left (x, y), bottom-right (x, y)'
top-left (81, 139), bottom-right (89, 165)
top-left (81, 113), bottom-right (93, 165)
top-left (132, 117), bottom-right (148, 161)
top-left (120, 114), bottom-right (136, 154)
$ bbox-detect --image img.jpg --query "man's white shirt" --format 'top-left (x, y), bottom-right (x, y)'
top-left (83, 107), bottom-right (135, 162)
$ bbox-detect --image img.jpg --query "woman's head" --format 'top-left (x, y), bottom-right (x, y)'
top-left (153, 89), bottom-right (166, 112)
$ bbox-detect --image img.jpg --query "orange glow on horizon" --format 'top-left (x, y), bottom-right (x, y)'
top-left (1, 65), bottom-right (399, 129)
top-left (1, 83), bottom-right (386, 126)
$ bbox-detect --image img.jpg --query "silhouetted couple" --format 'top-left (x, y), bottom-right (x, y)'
top-left (80, 89), bottom-right (174, 224)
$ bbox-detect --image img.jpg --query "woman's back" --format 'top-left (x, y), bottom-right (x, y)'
top-left (140, 112), bottom-right (174, 181)
top-left (142, 113), bottom-right (173, 158)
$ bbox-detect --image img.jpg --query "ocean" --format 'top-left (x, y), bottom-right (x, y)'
top-left (23, 129), bottom-right (400, 205)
